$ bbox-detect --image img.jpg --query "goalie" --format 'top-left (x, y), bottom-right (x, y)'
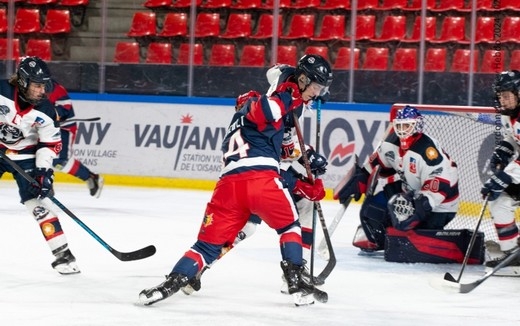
top-left (336, 106), bottom-right (463, 262)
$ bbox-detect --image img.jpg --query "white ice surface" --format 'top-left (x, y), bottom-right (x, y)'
top-left (0, 180), bottom-right (519, 326)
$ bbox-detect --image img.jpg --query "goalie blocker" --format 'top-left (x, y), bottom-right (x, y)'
top-left (383, 228), bottom-right (485, 264)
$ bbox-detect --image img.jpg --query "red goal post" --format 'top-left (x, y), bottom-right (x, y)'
top-left (390, 103), bottom-right (511, 243)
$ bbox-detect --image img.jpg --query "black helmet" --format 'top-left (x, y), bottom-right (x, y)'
top-left (17, 56), bottom-right (53, 96)
top-left (295, 54), bottom-right (333, 89)
top-left (493, 70), bottom-right (520, 116)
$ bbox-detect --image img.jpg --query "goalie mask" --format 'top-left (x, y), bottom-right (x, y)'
top-left (295, 54), bottom-right (333, 97)
top-left (16, 56), bottom-right (53, 105)
top-left (493, 70), bottom-right (520, 117)
top-left (393, 106), bottom-right (424, 150)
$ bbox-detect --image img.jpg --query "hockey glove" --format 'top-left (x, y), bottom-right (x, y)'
top-left (235, 90), bottom-right (261, 112)
top-left (490, 141), bottom-right (515, 173)
top-left (31, 168), bottom-right (55, 199)
top-left (274, 82), bottom-right (303, 111)
top-left (314, 92), bottom-right (330, 105)
top-left (299, 147), bottom-right (328, 176)
top-left (336, 165), bottom-right (370, 202)
top-left (281, 129), bottom-right (295, 160)
top-left (481, 170), bottom-right (512, 201)
top-left (388, 192), bottom-right (423, 231)
top-left (293, 178), bottom-right (326, 201)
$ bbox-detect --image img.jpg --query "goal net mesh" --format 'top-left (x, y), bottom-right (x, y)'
top-left (390, 104), bottom-right (517, 243)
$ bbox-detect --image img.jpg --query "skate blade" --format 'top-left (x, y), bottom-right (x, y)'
top-left (293, 292), bottom-right (315, 306)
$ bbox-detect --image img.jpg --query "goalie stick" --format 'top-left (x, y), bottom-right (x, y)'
top-left (433, 247), bottom-right (520, 294)
top-left (0, 152), bottom-right (156, 262)
top-left (292, 111), bottom-right (336, 284)
top-left (60, 117), bottom-right (101, 124)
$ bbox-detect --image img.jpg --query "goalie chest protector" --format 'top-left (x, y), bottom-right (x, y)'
top-left (384, 228), bottom-right (485, 264)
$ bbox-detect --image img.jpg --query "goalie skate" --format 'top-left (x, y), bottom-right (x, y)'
top-left (137, 273), bottom-right (188, 306)
top-left (51, 249), bottom-right (80, 275)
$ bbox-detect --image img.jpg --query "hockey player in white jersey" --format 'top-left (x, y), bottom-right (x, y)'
top-left (480, 70), bottom-right (520, 273)
top-left (0, 57), bottom-right (80, 275)
top-left (337, 106), bottom-right (460, 253)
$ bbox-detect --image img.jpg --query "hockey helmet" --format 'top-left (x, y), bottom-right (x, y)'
top-left (393, 106), bottom-right (424, 149)
top-left (295, 54), bottom-right (333, 95)
top-left (17, 56), bottom-right (53, 103)
top-left (493, 70), bottom-right (520, 115)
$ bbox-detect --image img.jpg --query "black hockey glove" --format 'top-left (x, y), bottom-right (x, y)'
top-left (31, 168), bottom-right (55, 199)
top-left (481, 170), bottom-right (512, 201)
top-left (336, 165), bottom-right (369, 202)
top-left (314, 92), bottom-right (330, 105)
top-left (490, 141), bottom-right (514, 173)
top-left (299, 147), bottom-right (328, 176)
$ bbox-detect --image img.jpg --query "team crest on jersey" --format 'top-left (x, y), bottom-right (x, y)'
top-left (0, 105), bottom-right (10, 115)
top-left (41, 222), bottom-right (56, 237)
top-left (426, 147), bottom-right (438, 160)
top-left (202, 213), bottom-right (214, 227)
top-left (0, 124), bottom-right (24, 144)
top-left (34, 116), bottom-right (45, 126)
top-left (409, 157), bottom-right (417, 174)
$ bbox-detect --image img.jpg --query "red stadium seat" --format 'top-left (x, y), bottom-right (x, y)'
top-left (311, 15), bottom-right (346, 41)
top-left (113, 41), bottom-right (141, 63)
top-left (59, 0), bottom-right (89, 5)
top-left (172, 0), bottom-right (202, 7)
top-left (334, 47), bottom-right (360, 70)
top-left (158, 12), bottom-right (188, 38)
top-left (143, 0), bottom-right (172, 9)
top-left (468, 17), bottom-right (495, 43)
top-left (424, 48), bottom-right (447, 72)
top-left (450, 49), bottom-right (478, 73)
top-left (371, 15), bottom-right (406, 42)
top-left (392, 48), bottom-right (417, 71)
top-left (480, 50), bottom-right (504, 73)
top-left (264, 0), bottom-right (291, 9)
top-left (500, 0), bottom-right (520, 11)
top-left (346, 15), bottom-right (376, 41)
top-left (510, 50), bottom-right (520, 71)
top-left (362, 47), bottom-right (389, 70)
top-left (127, 12), bottom-right (156, 38)
top-left (430, 0), bottom-right (465, 11)
top-left (145, 42), bottom-right (172, 64)
top-left (194, 13), bottom-right (220, 38)
top-left (25, 38), bottom-right (52, 61)
top-left (405, 0), bottom-right (436, 10)
top-left (356, 0), bottom-right (378, 10)
top-left (250, 13), bottom-right (282, 39)
top-left (239, 45), bottom-right (265, 67)
top-left (41, 9), bottom-right (71, 34)
top-left (304, 46), bottom-right (329, 60)
top-left (200, 0), bottom-right (231, 9)
top-left (27, 0), bottom-right (58, 4)
top-left (230, 0), bottom-right (262, 9)
top-left (429, 16), bottom-right (465, 43)
top-left (292, 0), bottom-right (321, 9)
top-left (59, 0), bottom-right (88, 27)
top-left (0, 38), bottom-right (21, 60)
top-left (0, 9), bottom-right (6, 34)
top-left (276, 45), bottom-right (297, 66)
top-left (14, 8), bottom-right (41, 34)
top-left (220, 13), bottom-right (252, 39)
top-left (403, 16), bottom-right (436, 43)
top-left (209, 44), bottom-right (235, 66)
top-left (281, 14), bottom-right (315, 40)
top-left (377, 0), bottom-right (408, 10)
top-left (318, 0), bottom-right (350, 10)
top-left (502, 17), bottom-right (520, 42)
top-left (177, 43), bottom-right (203, 65)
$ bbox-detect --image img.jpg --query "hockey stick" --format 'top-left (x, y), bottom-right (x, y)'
top-left (59, 117), bottom-right (101, 124)
top-left (0, 152), bottom-right (156, 262)
top-left (435, 247), bottom-right (520, 294)
top-left (292, 111), bottom-right (336, 284)
top-left (317, 202), bottom-right (348, 261)
top-left (309, 99), bottom-right (322, 284)
top-left (443, 196), bottom-right (489, 283)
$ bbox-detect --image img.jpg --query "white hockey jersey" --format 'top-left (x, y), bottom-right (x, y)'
top-left (365, 130), bottom-right (459, 214)
top-left (500, 114), bottom-right (520, 183)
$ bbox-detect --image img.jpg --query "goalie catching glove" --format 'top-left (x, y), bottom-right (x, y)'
top-left (336, 164), bottom-right (369, 202)
top-left (293, 178), bottom-right (326, 201)
top-left (388, 192), bottom-right (432, 231)
top-left (30, 168), bottom-right (55, 199)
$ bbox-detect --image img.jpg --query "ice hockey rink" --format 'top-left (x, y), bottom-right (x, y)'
top-left (1, 180), bottom-right (519, 326)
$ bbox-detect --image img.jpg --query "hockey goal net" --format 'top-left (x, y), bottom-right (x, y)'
top-left (390, 103), bottom-right (517, 243)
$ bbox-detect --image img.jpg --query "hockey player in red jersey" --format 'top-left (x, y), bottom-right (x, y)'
top-left (336, 106), bottom-right (459, 254)
top-left (47, 77), bottom-right (104, 198)
top-left (0, 56), bottom-right (80, 274)
top-left (481, 70), bottom-right (520, 273)
top-left (138, 69), bottom-right (330, 307)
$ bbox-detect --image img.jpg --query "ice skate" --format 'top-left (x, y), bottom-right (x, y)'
top-left (485, 247), bottom-right (520, 276)
top-left (138, 273), bottom-right (189, 305)
top-left (280, 260), bottom-right (315, 306)
top-left (180, 276), bottom-right (201, 295)
top-left (51, 249), bottom-right (80, 275)
top-left (87, 173), bottom-right (104, 198)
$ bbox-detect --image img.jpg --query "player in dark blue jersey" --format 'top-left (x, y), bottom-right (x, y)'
top-left (138, 57), bottom-right (333, 307)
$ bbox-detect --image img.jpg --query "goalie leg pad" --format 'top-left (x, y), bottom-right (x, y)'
top-left (384, 228), bottom-right (485, 264)
top-left (359, 193), bottom-right (391, 249)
